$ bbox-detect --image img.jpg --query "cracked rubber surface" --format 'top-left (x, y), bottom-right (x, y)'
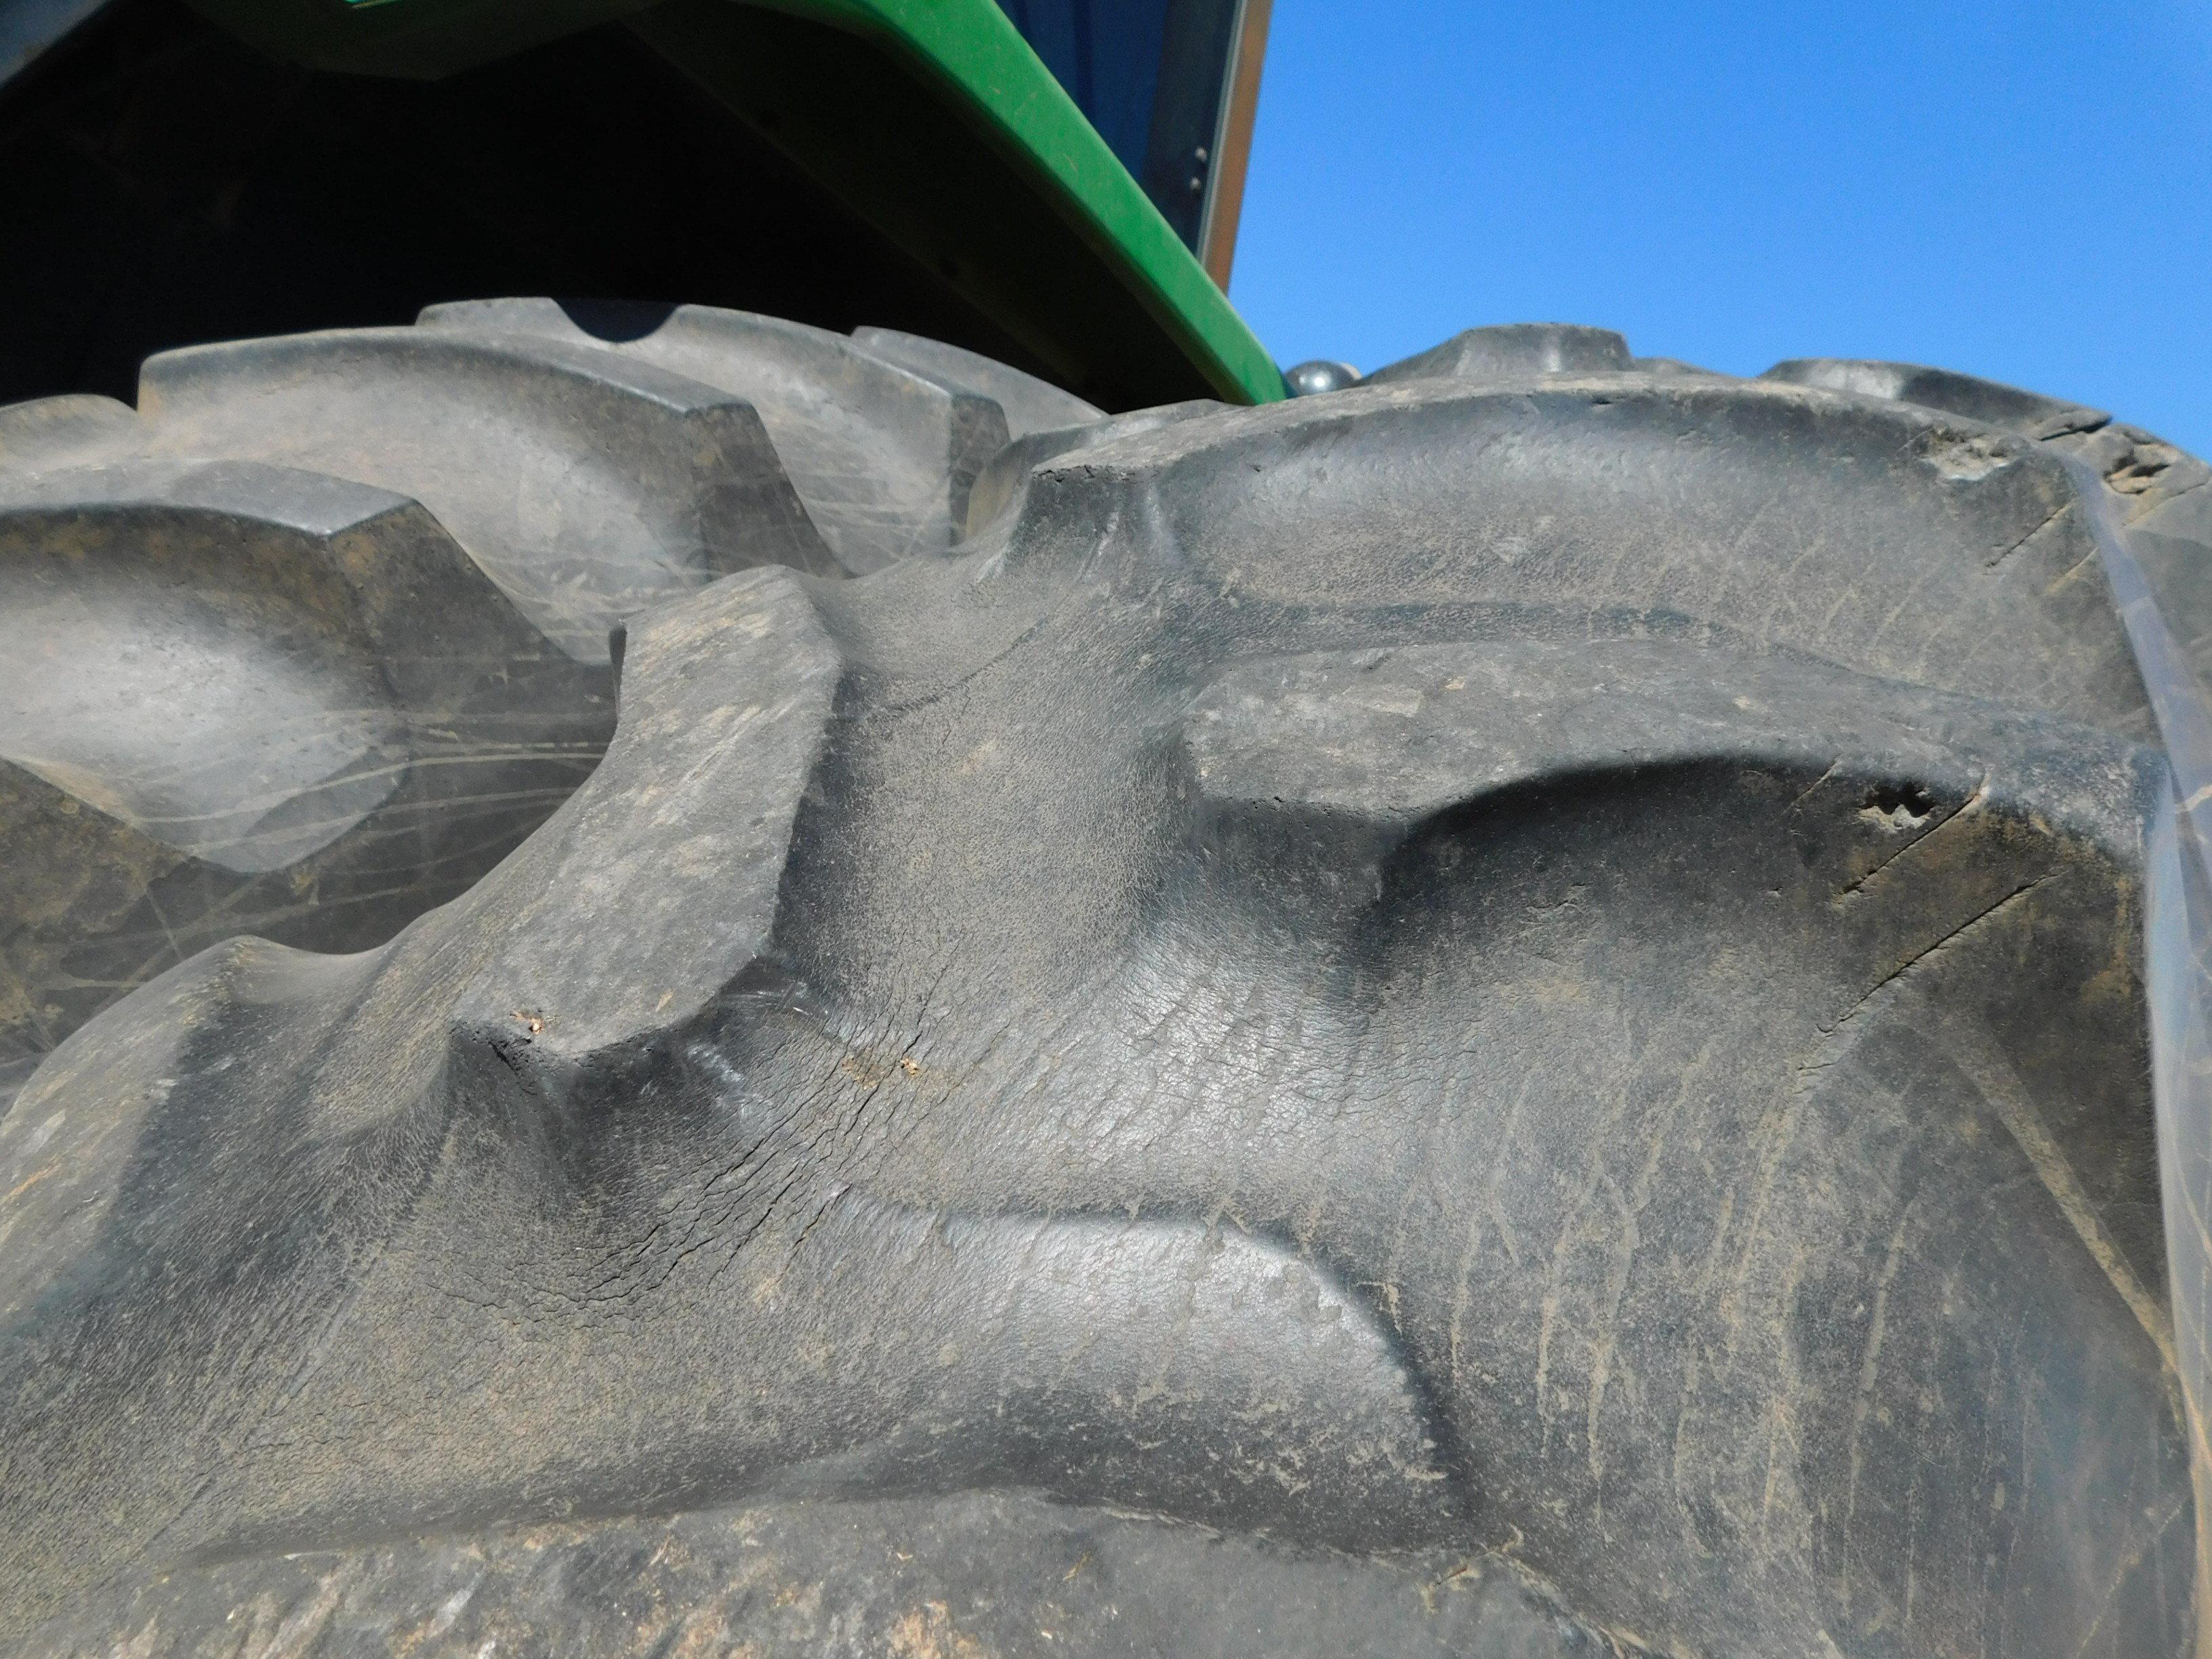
top-left (0, 302), bottom-right (1098, 1103)
top-left (4, 323), bottom-right (2209, 1657)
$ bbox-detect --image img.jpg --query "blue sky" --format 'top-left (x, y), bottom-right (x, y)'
top-left (1231, 1), bottom-right (2212, 456)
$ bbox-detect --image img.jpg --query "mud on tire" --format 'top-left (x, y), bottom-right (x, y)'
top-left (3, 321), bottom-right (2209, 1657)
top-left (0, 300), bottom-right (1099, 1103)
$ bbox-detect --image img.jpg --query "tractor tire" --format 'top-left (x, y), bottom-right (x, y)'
top-left (0, 300), bottom-right (1100, 1103)
top-left (3, 321), bottom-right (2209, 1657)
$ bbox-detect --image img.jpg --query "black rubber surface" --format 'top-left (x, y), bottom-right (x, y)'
top-left (0, 303), bottom-right (1099, 1103)
top-left (3, 321), bottom-right (2209, 1657)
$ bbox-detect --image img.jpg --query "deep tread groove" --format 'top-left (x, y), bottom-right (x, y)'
top-left (0, 304), bottom-right (1092, 1092)
top-left (4, 316), bottom-right (2201, 1659)
top-left (420, 298), bottom-right (1004, 576)
top-left (136, 325), bottom-right (842, 655)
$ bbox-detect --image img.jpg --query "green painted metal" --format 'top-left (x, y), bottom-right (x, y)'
top-left (754, 0), bottom-right (1282, 404)
top-left (186, 0), bottom-right (1286, 405)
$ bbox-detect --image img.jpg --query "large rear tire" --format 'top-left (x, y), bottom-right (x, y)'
top-left (3, 321), bottom-right (2206, 1657)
